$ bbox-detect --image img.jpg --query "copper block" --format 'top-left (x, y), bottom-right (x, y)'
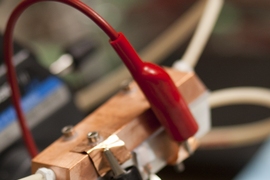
top-left (32, 68), bottom-right (206, 180)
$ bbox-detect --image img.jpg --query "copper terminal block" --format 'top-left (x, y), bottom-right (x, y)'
top-left (32, 68), bottom-right (206, 180)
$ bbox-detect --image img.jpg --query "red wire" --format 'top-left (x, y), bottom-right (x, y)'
top-left (4, 0), bottom-right (119, 158)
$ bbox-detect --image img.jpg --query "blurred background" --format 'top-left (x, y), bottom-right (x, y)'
top-left (1, 0), bottom-right (270, 179)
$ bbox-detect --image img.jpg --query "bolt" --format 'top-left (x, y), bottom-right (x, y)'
top-left (120, 80), bottom-right (131, 91)
top-left (174, 162), bottom-right (185, 173)
top-left (183, 141), bottom-right (193, 155)
top-left (61, 125), bottom-right (75, 138)
top-left (87, 131), bottom-right (100, 144)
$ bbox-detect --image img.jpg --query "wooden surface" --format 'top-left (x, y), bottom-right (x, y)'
top-left (32, 68), bottom-right (206, 180)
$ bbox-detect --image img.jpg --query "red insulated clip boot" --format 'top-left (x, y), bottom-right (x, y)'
top-left (110, 33), bottom-right (198, 142)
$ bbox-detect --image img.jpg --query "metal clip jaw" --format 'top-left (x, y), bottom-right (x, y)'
top-left (72, 134), bottom-right (131, 176)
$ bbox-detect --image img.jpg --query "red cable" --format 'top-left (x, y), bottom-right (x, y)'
top-left (5, 0), bottom-right (197, 159)
top-left (4, 0), bottom-right (119, 158)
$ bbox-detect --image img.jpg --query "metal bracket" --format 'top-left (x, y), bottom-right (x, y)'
top-left (72, 134), bottom-right (131, 176)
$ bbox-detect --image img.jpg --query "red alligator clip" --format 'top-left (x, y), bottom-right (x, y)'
top-left (110, 33), bottom-right (198, 142)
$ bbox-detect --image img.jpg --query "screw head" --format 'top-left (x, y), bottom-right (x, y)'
top-left (87, 131), bottom-right (100, 144)
top-left (120, 80), bottom-right (131, 91)
top-left (61, 125), bottom-right (75, 138)
top-left (174, 162), bottom-right (185, 173)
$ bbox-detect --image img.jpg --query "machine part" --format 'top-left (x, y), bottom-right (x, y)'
top-left (103, 148), bottom-right (126, 177)
top-left (183, 140), bottom-right (194, 155)
top-left (32, 69), bottom-right (206, 180)
top-left (175, 137), bottom-right (198, 166)
top-left (103, 148), bottom-right (143, 180)
top-left (133, 92), bottom-right (209, 178)
top-left (73, 134), bottom-right (131, 176)
top-left (134, 129), bottom-right (198, 179)
top-left (73, 134), bottom-right (127, 154)
top-left (87, 131), bottom-right (101, 144)
top-left (61, 125), bottom-right (75, 138)
top-left (189, 91), bottom-right (211, 138)
top-left (134, 128), bottom-right (167, 179)
top-left (112, 167), bottom-right (143, 180)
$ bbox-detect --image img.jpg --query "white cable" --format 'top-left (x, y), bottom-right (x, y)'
top-left (19, 174), bottom-right (43, 180)
top-left (200, 117), bottom-right (270, 149)
top-left (199, 87), bottom-right (270, 149)
top-left (209, 87), bottom-right (270, 109)
top-left (19, 168), bottom-right (56, 180)
top-left (172, 0), bottom-right (223, 139)
top-left (173, 0), bottom-right (224, 70)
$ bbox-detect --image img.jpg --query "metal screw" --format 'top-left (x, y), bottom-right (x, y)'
top-left (61, 125), bottom-right (75, 138)
top-left (183, 141), bottom-right (193, 155)
top-left (120, 80), bottom-right (131, 91)
top-left (103, 148), bottom-right (125, 177)
top-left (174, 162), bottom-right (185, 173)
top-left (87, 131), bottom-right (100, 144)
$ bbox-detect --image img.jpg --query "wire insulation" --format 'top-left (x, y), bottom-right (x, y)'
top-left (209, 87), bottom-right (270, 109)
top-left (173, 0), bottom-right (223, 69)
top-left (200, 117), bottom-right (270, 149)
top-left (4, 0), bottom-right (119, 158)
top-left (75, 0), bottom-right (206, 111)
top-left (200, 87), bottom-right (270, 149)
